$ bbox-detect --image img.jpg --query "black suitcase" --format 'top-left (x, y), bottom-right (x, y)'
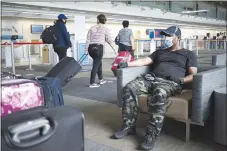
top-left (45, 55), bottom-right (87, 87)
top-left (1, 106), bottom-right (84, 151)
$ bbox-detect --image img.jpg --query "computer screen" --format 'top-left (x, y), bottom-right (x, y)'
top-left (31, 25), bottom-right (43, 34)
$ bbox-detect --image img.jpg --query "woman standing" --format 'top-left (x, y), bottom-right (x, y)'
top-left (85, 14), bottom-right (117, 88)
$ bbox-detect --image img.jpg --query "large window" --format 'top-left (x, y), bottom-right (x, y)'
top-left (126, 1), bottom-right (226, 21)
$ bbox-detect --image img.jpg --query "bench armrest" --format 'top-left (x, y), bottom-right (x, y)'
top-left (212, 53), bottom-right (227, 66)
top-left (191, 67), bottom-right (226, 123)
top-left (116, 66), bottom-right (150, 107)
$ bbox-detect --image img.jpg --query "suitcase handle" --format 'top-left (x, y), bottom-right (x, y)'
top-left (78, 54), bottom-right (88, 64)
top-left (4, 117), bottom-right (57, 149)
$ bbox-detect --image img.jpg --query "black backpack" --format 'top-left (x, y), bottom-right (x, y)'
top-left (41, 25), bottom-right (58, 44)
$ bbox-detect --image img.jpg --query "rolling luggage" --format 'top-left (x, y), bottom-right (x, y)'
top-left (45, 55), bottom-right (88, 87)
top-left (34, 77), bottom-right (64, 107)
top-left (1, 106), bottom-right (85, 151)
top-left (111, 51), bottom-right (134, 76)
top-left (1, 79), bottom-right (43, 117)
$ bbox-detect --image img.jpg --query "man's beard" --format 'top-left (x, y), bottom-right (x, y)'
top-left (165, 44), bottom-right (175, 51)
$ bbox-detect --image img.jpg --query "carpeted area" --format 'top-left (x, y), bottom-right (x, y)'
top-left (63, 77), bottom-right (118, 104)
top-left (64, 95), bottom-right (226, 151)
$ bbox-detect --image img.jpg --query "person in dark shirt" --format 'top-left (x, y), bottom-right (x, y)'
top-left (112, 26), bottom-right (197, 150)
top-left (116, 20), bottom-right (135, 58)
top-left (53, 14), bottom-right (72, 60)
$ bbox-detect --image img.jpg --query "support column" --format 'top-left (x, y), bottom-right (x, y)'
top-left (169, 1), bottom-right (172, 11)
top-left (74, 15), bottom-right (86, 61)
top-left (215, 3), bottom-right (218, 19)
top-left (196, 2), bottom-right (199, 16)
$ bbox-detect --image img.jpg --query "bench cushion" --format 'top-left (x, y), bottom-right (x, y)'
top-left (138, 90), bottom-right (192, 121)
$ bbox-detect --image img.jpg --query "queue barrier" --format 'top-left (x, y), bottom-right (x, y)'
top-left (135, 39), bottom-right (227, 58)
top-left (1, 42), bottom-right (51, 74)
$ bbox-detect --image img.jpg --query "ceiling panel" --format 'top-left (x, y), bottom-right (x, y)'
top-left (1, 2), bottom-right (226, 31)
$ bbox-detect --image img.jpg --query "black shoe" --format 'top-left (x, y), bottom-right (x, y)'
top-left (140, 134), bottom-right (156, 151)
top-left (112, 125), bottom-right (136, 139)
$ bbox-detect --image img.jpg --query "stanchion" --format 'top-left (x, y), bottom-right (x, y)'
top-left (207, 40), bottom-right (210, 51)
top-left (136, 40), bottom-right (139, 59)
top-left (196, 40), bottom-right (199, 57)
top-left (4, 43), bottom-right (12, 68)
top-left (215, 39), bottom-right (218, 51)
top-left (10, 41), bottom-right (16, 74)
top-left (224, 41), bottom-right (227, 50)
top-left (47, 45), bottom-right (52, 65)
top-left (26, 43), bottom-right (35, 71)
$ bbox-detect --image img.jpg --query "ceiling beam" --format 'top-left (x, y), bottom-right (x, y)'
top-left (1, 2), bottom-right (226, 30)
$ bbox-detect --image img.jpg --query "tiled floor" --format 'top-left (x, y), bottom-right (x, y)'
top-left (64, 95), bottom-right (226, 151)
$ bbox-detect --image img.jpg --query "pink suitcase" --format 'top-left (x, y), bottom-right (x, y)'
top-left (111, 51), bottom-right (134, 76)
top-left (1, 79), bottom-right (43, 116)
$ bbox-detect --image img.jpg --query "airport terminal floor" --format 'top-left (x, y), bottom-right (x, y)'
top-left (1, 59), bottom-right (226, 151)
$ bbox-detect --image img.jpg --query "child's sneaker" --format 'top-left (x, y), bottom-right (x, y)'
top-left (89, 83), bottom-right (100, 88)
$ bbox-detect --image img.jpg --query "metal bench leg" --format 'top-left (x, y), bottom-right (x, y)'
top-left (185, 119), bottom-right (191, 142)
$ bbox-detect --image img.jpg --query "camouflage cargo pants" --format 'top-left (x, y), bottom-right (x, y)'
top-left (122, 73), bottom-right (182, 137)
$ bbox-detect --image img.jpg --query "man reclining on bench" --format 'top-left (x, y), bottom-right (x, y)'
top-left (112, 26), bottom-right (198, 150)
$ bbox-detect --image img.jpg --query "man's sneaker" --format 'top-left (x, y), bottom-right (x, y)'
top-left (112, 125), bottom-right (136, 139)
top-left (89, 83), bottom-right (100, 88)
top-left (140, 134), bottom-right (156, 151)
top-left (99, 79), bottom-right (106, 85)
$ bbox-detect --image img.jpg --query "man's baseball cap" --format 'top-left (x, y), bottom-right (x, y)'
top-left (160, 26), bottom-right (181, 38)
top-left (58, 14), bottom-right (68, 19)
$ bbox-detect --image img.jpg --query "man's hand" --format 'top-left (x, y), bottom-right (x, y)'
top-left (167, 76), bottom-right (184, 85)
top-left (118, 62), bottom-right (128, 68)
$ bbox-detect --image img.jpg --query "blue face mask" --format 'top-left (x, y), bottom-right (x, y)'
top-left (163, 36), bottom-right (174, 49)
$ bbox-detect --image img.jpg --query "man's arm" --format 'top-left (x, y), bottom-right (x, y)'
top-left (85, 29), bottom-right (91, 54)
top-left (118, 51), bottom-right (156, 68)
top-left (183, 51), bottom-right (198, 83)
top-left (61, 24), bottom-right (72, 47)
top-left (183, 67), bottom-right (198, 84)
top-left (128, 57), bottom-right (153, 67)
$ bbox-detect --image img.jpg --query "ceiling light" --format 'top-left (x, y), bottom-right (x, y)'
top-left (107, 17), bottom-right (116, 20)
top-left (45, 13), bottom-right (58, 16)
top-left (2, 10), bottom-right (15, 13)
top-left (64, 10), bottom-right (77, 13)
top-left (2, 4), bottom-right (11, 7)
top-left (14, 5), bottom-right (29, 9)
top-left (21, 12), bottom-right (41, 15)
top-left (181, 10), bottom-right (209, 14)
top-left (42, 8), bottom-right (51, 10)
